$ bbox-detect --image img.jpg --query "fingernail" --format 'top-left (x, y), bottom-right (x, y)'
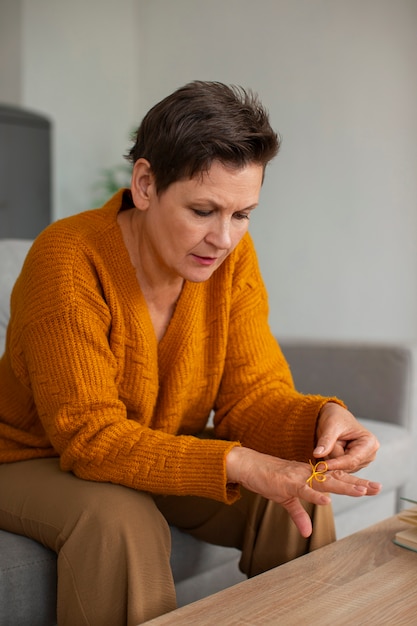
top-left (314, 446), bottom-right (325, 455)
top-left (355, 485), bottom-right (367, 493)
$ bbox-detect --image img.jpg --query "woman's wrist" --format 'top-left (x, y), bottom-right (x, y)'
top-left (225, 445), bottom-right (244, 484)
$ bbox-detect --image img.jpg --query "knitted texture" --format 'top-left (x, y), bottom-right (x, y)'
top-left (0, 190), bottom-right (342, 503)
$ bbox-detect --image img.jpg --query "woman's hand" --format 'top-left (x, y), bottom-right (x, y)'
top-left (314, 402), bottom-right (380, 472)
top-left (226, 446), bottom-right (381, 538)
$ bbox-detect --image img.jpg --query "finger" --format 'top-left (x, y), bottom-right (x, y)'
top-left (363, 481), bottom-right (382, 495)
top-left (313, 425), bottom-right (347, 458)
top-left (313, 435), bottom-right (336, 458)
top-left (314, 439), bottom-right (345, 460)
top-left (281, 498), bottom-right (313, 538)
top-left (313, 470), bottom-right (382, 497)
top-left (325, 439), bottom-right (378, 472)
top-left (330, 470), bottom-right (382, 495)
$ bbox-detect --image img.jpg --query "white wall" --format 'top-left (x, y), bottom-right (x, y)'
top-left (0, 0), bottom-right (22, 104)
top-left (20, 0), bottom-right (139, 219)
top-left (136, 0), bottom-right (417, 343)
top-left (1, 0), bottom-right (417, 343)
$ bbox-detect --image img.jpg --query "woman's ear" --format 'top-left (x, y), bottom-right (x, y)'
top-left (131, 158), bottom-right (155, 210)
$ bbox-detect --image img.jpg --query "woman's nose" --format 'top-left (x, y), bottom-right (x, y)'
top-left (206, 219), bottom-right (232, 249)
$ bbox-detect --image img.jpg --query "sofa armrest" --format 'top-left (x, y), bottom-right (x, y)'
top-left (0, 239), bottom-right (33, 354)
top-left (279, 339), bottom-right (412, 429)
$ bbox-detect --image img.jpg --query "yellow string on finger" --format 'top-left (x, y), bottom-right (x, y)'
top-left (306, 459), bottom-right (328, 487)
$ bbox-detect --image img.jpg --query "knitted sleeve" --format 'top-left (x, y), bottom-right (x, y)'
top-left (213, 235), bottom-right (345, 462)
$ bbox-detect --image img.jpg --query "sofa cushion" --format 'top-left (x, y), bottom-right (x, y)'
top-left (0, 530), bottom-right (57, 626)
top-left (170, 526), bottom-right (242, 583)
top-left (0, 525), bottom-right (244, 624)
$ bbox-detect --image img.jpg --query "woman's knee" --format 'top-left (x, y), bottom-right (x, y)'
top-left (0, 458), bottom-right (171, 555)
top-left (58, 480), bottom-right (172, 554)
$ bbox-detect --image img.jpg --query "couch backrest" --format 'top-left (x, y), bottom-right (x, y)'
top-left (280, 339), bottom-right (412, 430)
top-left (0, 239), bottom-right (33, 354)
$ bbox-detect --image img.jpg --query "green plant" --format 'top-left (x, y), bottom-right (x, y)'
top-left (92, 163), bottom-right (132, 207)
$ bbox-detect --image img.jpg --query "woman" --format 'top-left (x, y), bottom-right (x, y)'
top-left (0, 81), bottom-right (380, 625)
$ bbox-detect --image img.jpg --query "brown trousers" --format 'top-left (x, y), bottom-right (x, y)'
top-left (0, 458), bottom-right (335, 625)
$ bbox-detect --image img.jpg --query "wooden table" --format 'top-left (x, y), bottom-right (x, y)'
top-left (147, 513), bottom-right (417, 625)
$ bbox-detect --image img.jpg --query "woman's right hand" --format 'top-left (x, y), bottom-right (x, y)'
top-left (225, 446), bottom-right (381, 538)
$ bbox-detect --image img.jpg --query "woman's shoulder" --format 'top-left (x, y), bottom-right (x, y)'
top-left (227, 231), bottom-right (260, 278)
top-left (38, 190), bottom-right (123, 244)
top-left (14, 193), bottom-right (125, 311)
top-left (26, 189), bottom-right (126, 264)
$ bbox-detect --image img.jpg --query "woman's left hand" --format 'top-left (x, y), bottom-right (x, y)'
top-left (313, 402), bottom-right (381, 474)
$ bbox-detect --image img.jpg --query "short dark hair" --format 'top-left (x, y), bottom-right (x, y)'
top-left (126, 81), bottom-right (280, 194)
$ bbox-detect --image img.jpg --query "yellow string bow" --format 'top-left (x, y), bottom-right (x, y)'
top-left (306, 459), bottom-right (328, 487)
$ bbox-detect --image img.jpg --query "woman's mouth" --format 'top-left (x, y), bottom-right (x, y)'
top-left (191, 254), bottom-right (218, 266)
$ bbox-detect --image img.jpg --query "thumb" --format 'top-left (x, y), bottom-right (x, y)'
top-left (313, 436), bottom-right (331, 457)
top-left (314, 435), bottom-right (345, 459)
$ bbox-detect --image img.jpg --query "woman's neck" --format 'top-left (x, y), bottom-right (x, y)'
top-left (117, 207), bottom-right (184, 340)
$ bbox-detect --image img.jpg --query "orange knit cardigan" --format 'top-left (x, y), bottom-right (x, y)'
top-left (0, 190), bottom-right (338, 503)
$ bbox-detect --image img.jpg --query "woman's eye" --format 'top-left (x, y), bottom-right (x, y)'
top-left (192, 209), bottom-right (212, 217)
top-left (234, 213), bottom-right (250, 221)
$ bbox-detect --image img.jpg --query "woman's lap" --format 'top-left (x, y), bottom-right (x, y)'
top-left (0, 458), bottom-right (177, 625)
top-left (0, 457), bottom-right (165, 551)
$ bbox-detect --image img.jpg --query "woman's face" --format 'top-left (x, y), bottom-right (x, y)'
top-left (131, 159), bottom-right (263, 284)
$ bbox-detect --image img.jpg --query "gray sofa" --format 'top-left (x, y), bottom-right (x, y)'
top-left (0, 239), bottom-right (415, 625)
